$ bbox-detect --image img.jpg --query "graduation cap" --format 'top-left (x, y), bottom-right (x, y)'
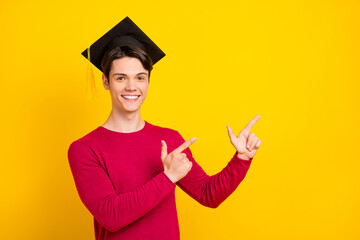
top-left (81, 16), bottom-right (165, 99)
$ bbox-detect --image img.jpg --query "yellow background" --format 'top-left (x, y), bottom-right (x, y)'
top-left (1, 0), bottom-right (359, 239)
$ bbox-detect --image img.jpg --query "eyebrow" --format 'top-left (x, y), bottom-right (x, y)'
top-left (112, 72), bottom-right (148, 77)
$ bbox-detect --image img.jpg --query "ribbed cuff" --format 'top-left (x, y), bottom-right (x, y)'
top-left (233, 152), bottom-right (253, 162)
top-left (160, 171), bottom-right (176, 188)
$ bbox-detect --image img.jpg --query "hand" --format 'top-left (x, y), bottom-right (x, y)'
top-left (227, 115), bottom-right (262, 160)
top-left (161, 137), bottom-right (197, 183)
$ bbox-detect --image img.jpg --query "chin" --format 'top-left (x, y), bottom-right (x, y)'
top-left (121, 103), bottom-right (143, 113)
top-left (124, 108), bottom-right (141, 113)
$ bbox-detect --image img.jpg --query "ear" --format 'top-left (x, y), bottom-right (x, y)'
top-left (102, 74), bottom-right (110, 90)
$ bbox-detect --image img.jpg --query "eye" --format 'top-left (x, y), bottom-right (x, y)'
top-left (137, 76), bottom-right (147, 81)
top-left (117, 77), bottom-right (125, 81)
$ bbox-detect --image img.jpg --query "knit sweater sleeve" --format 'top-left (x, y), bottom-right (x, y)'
top-left (174, 131), bottom-right (252, 208)
top-left (67, 140), bottom-right (176, 232)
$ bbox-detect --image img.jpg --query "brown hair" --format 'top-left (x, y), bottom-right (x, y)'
top-left (100, 45), bottom-right (153, 83)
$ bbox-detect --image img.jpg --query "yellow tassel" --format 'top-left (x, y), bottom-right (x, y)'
top-left (86, 47), bottom-right (97, 99)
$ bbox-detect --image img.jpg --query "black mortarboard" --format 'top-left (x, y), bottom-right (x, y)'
top-left (81, 16), bottom-right (166, 72)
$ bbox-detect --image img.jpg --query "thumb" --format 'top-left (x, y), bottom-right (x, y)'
top-left (161, 140), bottom-right (168, 161)
top-left (226, 125), bottom-right (236, 143)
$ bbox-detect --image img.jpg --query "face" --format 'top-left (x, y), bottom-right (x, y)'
top-left (102, 57), bottom-right (149, 114)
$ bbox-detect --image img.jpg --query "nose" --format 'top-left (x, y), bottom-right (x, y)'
top-left (125, 78), bottom-right (136, 91)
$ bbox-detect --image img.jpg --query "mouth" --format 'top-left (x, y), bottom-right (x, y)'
top-left (121, 95), bottom-right (141, 101)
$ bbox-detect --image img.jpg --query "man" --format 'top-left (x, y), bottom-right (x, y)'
top-left (68, 16), bottom-right (261, 240)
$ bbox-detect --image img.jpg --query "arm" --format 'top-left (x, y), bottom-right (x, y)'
top-left (67, 141), bottom-right (175, 232)
top-left (175, 132), bottom-right (252, 208)
top-left (174, 115), bottom-right (262, 208)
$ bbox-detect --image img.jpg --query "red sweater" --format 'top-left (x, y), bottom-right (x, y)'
top-left (67, 121), bottom-right (252, 239)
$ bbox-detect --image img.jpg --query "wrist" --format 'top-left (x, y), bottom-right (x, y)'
top-left (236, 152), bottom-right (251, 160)
top-left (163, 171), bottom-right (177, 183)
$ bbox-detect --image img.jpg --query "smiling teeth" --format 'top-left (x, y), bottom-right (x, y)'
top-left (122, 95), bottom-right (139, 99)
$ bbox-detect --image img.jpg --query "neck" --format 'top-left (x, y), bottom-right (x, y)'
top-left (102, 108), bottom-right (145, 133)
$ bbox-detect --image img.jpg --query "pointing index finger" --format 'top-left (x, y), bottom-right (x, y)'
top-left (242, 115), bottom-right (261, 132)
top-left (172, 137), bottom-right (197, 155)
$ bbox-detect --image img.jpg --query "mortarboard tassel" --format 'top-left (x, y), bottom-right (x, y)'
top-left (86, 47), bottom-right (97, 99)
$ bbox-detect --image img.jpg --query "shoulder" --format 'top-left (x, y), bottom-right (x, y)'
top-left (146, 121), bottom-right (183, 139)
top-left (146, 122), bottom-right (186, 152)
top-left (68, 127), bottom-right (102, 157)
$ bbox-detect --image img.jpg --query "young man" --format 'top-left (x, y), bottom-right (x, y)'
top-left (68, 17), bottom-right (261, 240)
